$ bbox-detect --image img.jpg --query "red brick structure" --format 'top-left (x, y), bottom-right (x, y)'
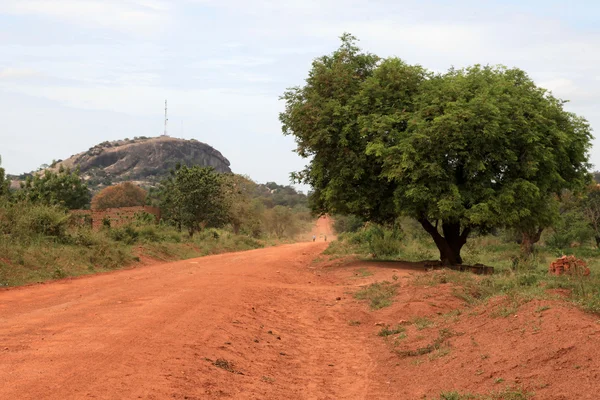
top-left (71, 206), bottom-right (161, 230)
top-left (549, 255), bottom-right (591, 277)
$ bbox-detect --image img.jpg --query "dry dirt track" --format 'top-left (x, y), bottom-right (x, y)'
top-left (2, 217), bottom-right (600, 399)
top-left (0, 218), bottom-right (385, 399)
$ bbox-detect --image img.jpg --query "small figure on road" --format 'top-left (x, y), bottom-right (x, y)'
top-left (312, 235), bottom-right (316, 242)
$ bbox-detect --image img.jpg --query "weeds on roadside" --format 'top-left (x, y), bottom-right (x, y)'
top-left (378, 324), bottom-right (405, 337)
top-left (437, 386), bottom-right (532, 399)
top-left (354, 281), bottom-right (398, 310)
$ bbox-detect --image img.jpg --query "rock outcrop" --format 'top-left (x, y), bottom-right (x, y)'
top-left (50, 136), bottom-right (231, 188)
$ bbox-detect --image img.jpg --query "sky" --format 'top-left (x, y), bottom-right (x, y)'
top-left (1, 0), bottom-right (600, 189)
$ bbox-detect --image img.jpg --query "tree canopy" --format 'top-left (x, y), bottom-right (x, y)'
top-left (281, 34), bottom-right (593, 264)
top-left (18, 166), bottom-right (90, 210)
top-left (91, 182), bottom-right (147, 210)
top-left (159, 166), bottom-right (228, 236)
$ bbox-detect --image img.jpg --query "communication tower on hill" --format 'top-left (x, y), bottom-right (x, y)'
top-left (163, 100), bottom-right (169, 137)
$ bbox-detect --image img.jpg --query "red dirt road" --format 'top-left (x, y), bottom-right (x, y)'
top-left (1, 217), bottom-right (600, 399)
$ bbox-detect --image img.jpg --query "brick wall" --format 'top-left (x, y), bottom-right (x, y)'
top-left (71, 206), bottom-right (161, 230)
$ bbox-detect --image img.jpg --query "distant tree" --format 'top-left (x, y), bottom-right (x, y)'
top-left (91, 182), bottom-right (147, 210)
top-left (222, 174), bottom-right (262, 235)
top-left (159, 166), bottom-right (228, 236)
top-left (263, 205), bottom-right (298, 238)
top-left (281, 35), bottom-right (592, 264)
top-left (0, 155), bottom-right (9, 198)
top-left (583, 184), bottom-right (600, 247)
top-left (18, 165), bottom-right (90, 209)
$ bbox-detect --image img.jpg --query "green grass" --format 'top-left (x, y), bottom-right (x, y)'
top-left (355, 267), bottom-right (373, 277)
top-left (354, 281), bottom-right (399, 310)
top-left (0, 222), bottom-right (266, 287)
top-left (378, 324), bottom-right (405, 337)
top-left (413, 316), bottom-right (435, 330)
top-left (437, 386), bottom-right (532, 399)
top-left (328, 225), bottom-right (600, 316)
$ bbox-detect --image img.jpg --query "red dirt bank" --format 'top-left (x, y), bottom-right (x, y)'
top-left (0, 218), bottom-right (598, 399)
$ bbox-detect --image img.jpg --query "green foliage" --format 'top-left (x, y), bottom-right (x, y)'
top-left (262, 205), bottom-right (304, 238)
top-left (17, 166), bottom-right (90, 210)
top-left (258, 182), bottom-right (308, 209)
top-left (222, 174), bottom-right (263, 236)
top-left (0, 202), bottom-right (70, 240)
top-left (378, 324), bottom-right (405, 337)
top-left (333, 215), bottom-right (364, 233)
top-left (0, 200), bottom-right (267, 287)
top-left (436, 387), bottom-right (532, 400)
top-left (546, 209), bottom-right (594, 250)
top-left (354, 281), bottom-right (398, 309)
top-left (582, 184), bottom-right (600, 247)
top-left (159, 166), bottom-right (229, 236)
top-left (0, 155), bottom-right (9, 198)
top-left (281, 35), bottom-right (592, 265)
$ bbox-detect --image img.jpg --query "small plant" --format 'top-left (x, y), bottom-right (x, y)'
top-left (348, 320), bottom-right (361, 326)
top-left (213, 358), bottom-right (236, 373)
top-left (378, 324), bottom-right (405, 337)
top-left (355, 268), bottom-right (373, 277)
top-left (413, 316), bottom-right (434, 330)
top-left (354, 281), bottom-right (398, 310)
top-left (52, 267), bottom-right (67, 279)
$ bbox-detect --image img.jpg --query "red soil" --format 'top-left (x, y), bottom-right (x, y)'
top-left (0, 217), bottom-right (598, 399)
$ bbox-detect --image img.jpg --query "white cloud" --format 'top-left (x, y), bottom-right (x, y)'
top-left (187, 57), bottom-right (275, 69)
top-left (0, 0), bottom-right (171, 35)
top-left (0, 67), bottom-right (41, 80)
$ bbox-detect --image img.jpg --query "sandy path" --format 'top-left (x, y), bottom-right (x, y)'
top-left (0, 218), bottom-right (379, 399)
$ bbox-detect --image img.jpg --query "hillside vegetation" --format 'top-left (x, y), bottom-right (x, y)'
top-left (0, 158), bottom-right (312, 286)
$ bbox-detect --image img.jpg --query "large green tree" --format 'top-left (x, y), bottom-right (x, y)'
top-left (159, 166), bottom-right (228, 236)
top-left (18, 165), bottom-right (90, 210)
top-left (281, 35), bottom-right (592, 265)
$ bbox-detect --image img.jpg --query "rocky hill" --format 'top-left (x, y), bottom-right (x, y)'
top-left (44, 136), bottom-right (231, 189)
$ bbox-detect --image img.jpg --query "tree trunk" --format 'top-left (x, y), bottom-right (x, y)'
top-left (418, 218), bottom-right (470, 265)
top-left (520, 228), bottom-right (543, 257)
top-left (595, 236), bottom-right (600, 249)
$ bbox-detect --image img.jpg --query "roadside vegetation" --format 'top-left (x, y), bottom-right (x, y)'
top-left (0, 159), bottom-right (312, 287)
top-left (282, 34), bottom-right (600, 317)
top-left (329, 213), bottom-right (600, 315)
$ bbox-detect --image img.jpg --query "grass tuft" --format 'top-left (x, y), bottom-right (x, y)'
top-left (354, 281), bottom-right (398, 310)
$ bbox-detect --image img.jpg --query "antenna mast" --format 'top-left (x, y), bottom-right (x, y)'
top-left (163, 100), bottom-right (168, 137)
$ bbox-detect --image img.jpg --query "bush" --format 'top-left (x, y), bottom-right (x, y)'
top-left (333, 215), bottom-right (364, 233)
top-left (108, 224), bottom-right (139, 244)
top-left (14, 203), bottom-right (70, 239)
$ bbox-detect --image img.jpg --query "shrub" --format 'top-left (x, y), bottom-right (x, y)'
top-left (14, 203), bottom-right (70, 239)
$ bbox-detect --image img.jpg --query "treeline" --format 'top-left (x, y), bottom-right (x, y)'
top-left (0, 159), bottom-right (311, 286)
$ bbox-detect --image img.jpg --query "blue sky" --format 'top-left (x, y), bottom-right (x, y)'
top-left (1, 0), bottom-right (599, 189)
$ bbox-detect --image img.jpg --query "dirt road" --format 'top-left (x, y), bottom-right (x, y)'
top-left (2, 217), bottom-right (599, 399)
top-left (0, 218), bottom-right (378, 399)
